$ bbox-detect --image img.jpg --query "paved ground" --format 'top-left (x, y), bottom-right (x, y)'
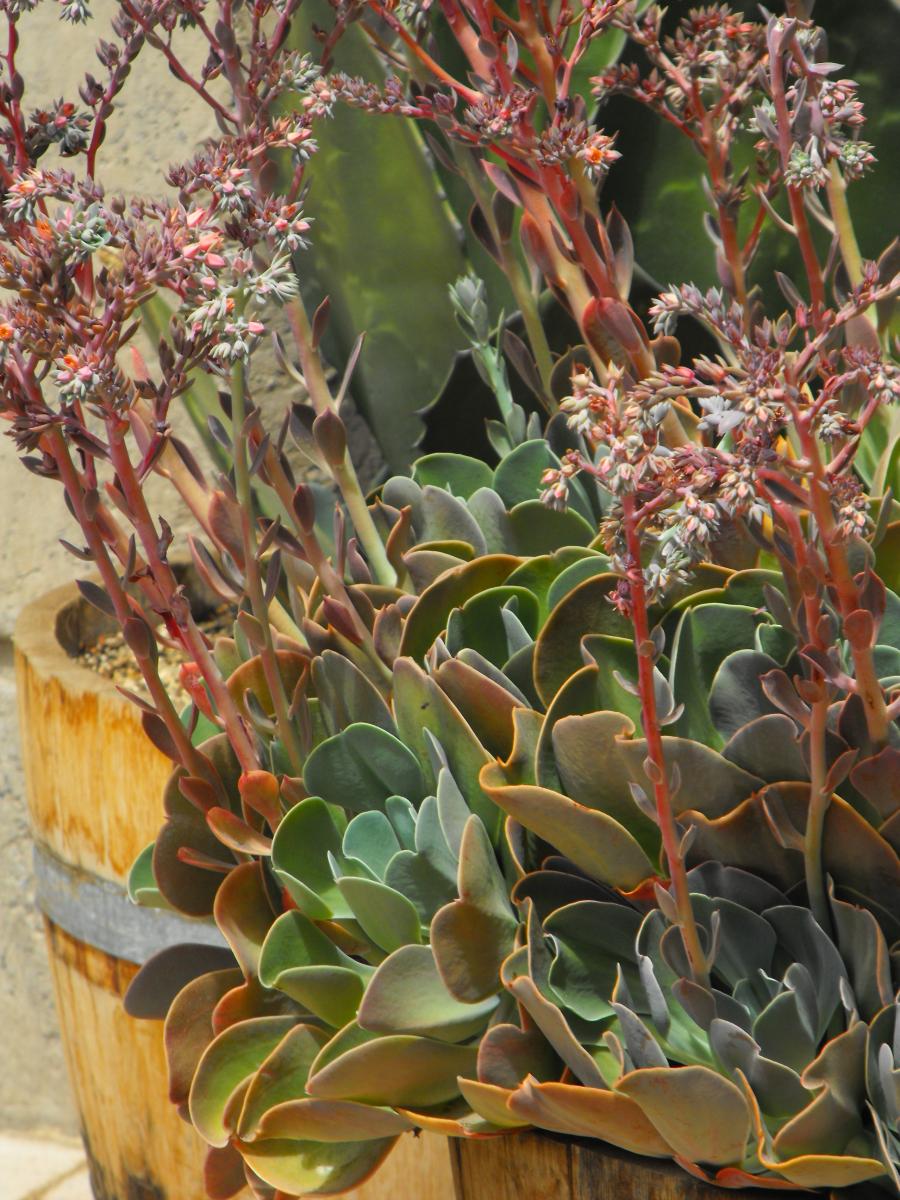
top-left (0, 1133), bottom-right (92, 1199)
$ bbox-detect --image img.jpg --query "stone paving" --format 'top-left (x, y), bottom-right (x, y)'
top-left (0, 1133), bottom-right (92, 1200)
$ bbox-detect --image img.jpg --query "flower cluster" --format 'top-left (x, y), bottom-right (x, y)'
top-left (310, 72), bottom-right (425, 118)
top-left (754, 41), bottom-right (877, 191)
top-left (465, 88), bottom-right (533, 141)
top-left (534, 120), bottom-right (621, 180)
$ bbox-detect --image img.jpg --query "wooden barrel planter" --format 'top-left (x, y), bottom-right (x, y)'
top-left (452, 1133), bottom-right (824, 1200)
top-left (14, 582), bottom-right (455, 1200)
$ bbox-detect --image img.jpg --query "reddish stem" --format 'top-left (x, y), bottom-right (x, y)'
top-left (770, 42), bottom-right (825, 314)
top-left (622, 493), bottom-right (709, 985)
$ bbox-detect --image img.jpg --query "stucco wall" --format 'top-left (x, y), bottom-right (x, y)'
top-left (0, 0), bottom-right (382, 1135)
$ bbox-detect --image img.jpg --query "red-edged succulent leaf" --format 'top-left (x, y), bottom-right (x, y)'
top-left (164, 968), bottom-right (243, 1112)
top-left (189, 1015), bottom-right (298, 1146)
top-left (214, 861), bottom-right (277, 979)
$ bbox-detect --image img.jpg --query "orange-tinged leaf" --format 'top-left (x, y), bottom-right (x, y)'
top-left (255, 1098), bottom-right (414, 1142)
top-left (434, 658), bottom-right (524, 758)
top-left (207, 807), bottom-right (272, 855)
top-left (736, 1068), bottom-right (886, 1189)
top-left (393, 1103), bottom-right (500, 1137)
top-left (226, 650), bottom-right (308, 715)
top-left (480, 764), bottom-right (654, 890)
top-left (400, 555), bottom-right (521, 661)
top-left (307, 1034), bottom-right (477, 1108)
top-left (164, 968), bottom-right (243, 1108)
top-left (457, 1078), bottom-right (525, 1129)
top-left (615, 1066), bottom-right (751, 1167)
top-left (508, 1077), bottom-right (673, 1157)
top-left (757, 1154), bottom-right (887, 1188)
top-left (214, 861), bottom-right (275, 979)
top-left (673, 1158), bottom-right (806, 1190)
top-left (503, 975), bottom-right (607, 1089)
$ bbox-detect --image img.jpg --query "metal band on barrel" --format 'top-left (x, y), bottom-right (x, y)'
top-left (32, 842), bottom-right (227, 964)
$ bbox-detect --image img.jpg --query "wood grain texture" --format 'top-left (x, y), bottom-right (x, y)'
top-left (45, 919), bottom-right (208, 1200)
top-left (15, 585), bottom-right (172, 882)
top-left (454, 1134), bottom-right (821, 1200)
top-left (17, 585), bottom-right (458, 1200)
top-left (452, 1132), bottom-right (572, 1200)
top-left (344, 1133), bottom-right (455, 1200)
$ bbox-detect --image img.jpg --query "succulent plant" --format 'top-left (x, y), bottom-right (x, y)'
top-left (118, 430), bottom-right (898, 1196)
top-left (2, 0), bottom-right (897, 1196)
top-left (503, 872), bottom-right (900, 1190)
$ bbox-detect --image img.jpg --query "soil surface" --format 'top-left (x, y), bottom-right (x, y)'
top-left (77, 608), bottom-right (233, 711)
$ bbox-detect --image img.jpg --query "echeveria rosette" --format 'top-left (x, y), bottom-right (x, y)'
top-left (499, 872), bottom-right (900, 1191)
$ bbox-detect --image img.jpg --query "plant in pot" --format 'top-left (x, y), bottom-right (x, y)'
top-left (2, 2), bottom-right (899, 1200)
top-left (0, 0), bottom-right (542, 1190)
top-left (0, 0), bottom-right (468, 1195)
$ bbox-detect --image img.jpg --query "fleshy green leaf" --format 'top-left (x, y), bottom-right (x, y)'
top-left (670, 605), bottom-right (762, 749)
top-left (313, 651), bottom-right (396, 737)
top-left (534, 573), bottom-right (630, 705)
top-left (399, 554), bottom-right (520, 662)
top-left (413, 454), bottom-right (494, 499)
top-left (127, 842), bottom-right (172, 910)
top-left (307, 1033), bottom-right (478, 1107)
top-left (358, 944), bottom-right (497, 1041)
top-left (337, 876), bottom-right (422, 953)
top-left (258, 911), bottom-right (373, 1027)
top-left (254, 1099), bottom-right (413, 1142)
top-left (431, 816), bottom-right (518, 1002)
top-left (189, 1016), bottom-right (299, 1146)
top-left (237, 1135), bottom-right (396, 1197)
top-left (481, 763), bottom-right (654, 890)
top-left (393, 658), bottom-right (498, 836)
top-left (271, 798), bottom-right (349, 921)
top-left (280, 0), bottom-right (465, 470)
top-left (303, 723), bottom-right (427, 812)
top-left (237, 1024), bottom-right (329, 1139)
